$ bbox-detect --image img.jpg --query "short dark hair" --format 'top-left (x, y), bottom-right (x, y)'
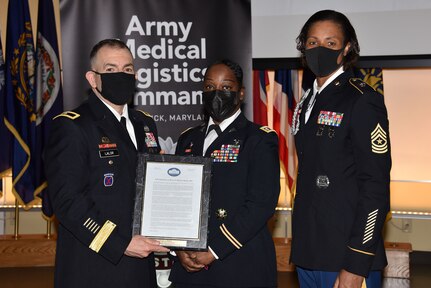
top-left (89, 38), bottom-right (132, 67)
top-left (296, 10), bottom-right (360, 70)
top-left (205, 59), bottom-right (244, 87)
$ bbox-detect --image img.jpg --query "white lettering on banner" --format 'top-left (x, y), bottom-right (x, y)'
top-left (125, 16), bottom-right (193, 42)
top-left (169, 114), bottom-right (204, 122)
top-left (136, 63), bottom-right (206, 89)
top-left (149, 114), bottom-right (204, 123)
top-left (135, 90), bottom-right (203, 106)
top-left (127, 38), bottom-right (206, 60)
top-left (125, 15), bottom-right (208, 109)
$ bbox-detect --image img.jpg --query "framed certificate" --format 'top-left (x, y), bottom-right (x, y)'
top-left (132, 153), bottom-right (212, 250)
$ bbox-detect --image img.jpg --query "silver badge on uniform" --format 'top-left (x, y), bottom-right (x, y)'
top-left (316, 125), bottom-right (324, 136)
top-left (216, 208), bottom-right (228, 219)
top-left (328, 127), bottom-right (335, 138)
top-left (316, 175), bottom-right (330, 189)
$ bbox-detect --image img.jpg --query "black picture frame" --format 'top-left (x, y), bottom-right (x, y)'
top-left (132, 153), bottom-right (212, 251)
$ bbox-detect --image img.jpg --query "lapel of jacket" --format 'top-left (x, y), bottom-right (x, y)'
top-left (129, 110), bottom-right (147, 153)
top-left (190, 125), bottom-right (206, 156)
top-left (312, 70), bottom-right (353, 113)
top-left (204, 113), bottom-right (247, 157)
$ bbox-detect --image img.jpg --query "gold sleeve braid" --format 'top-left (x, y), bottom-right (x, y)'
top-left (220, 224), bottom-right (243, 249)
top-left (89, 220), bottom-right (117, 253)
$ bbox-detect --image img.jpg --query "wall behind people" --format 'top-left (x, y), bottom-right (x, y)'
top-left (251, 0), bottom-right (431, 58)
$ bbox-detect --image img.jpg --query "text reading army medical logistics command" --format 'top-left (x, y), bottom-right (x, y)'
top-left (125, 16), bottom-right (207, 106)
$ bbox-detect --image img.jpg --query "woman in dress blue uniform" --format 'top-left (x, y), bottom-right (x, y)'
top-left (290, 10), bottom-right (391, 288)
top-left (169, 59), bottom-right (280, 288)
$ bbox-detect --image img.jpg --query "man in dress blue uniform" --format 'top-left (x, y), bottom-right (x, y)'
top-left (291, 11), bottom-right (391, 288)
top-left (169, 59), bottom-right (280, 288)
top-left (45, 39), bottom-right (169, 288)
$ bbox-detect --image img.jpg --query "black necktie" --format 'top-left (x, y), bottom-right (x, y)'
top-left (206, 124), bottom-right (222, 137)
top-left (120, 117), bottom-right (127, 131)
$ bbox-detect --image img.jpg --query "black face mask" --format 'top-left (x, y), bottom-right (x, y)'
top-left (203, 90), bottom-right (240, 123)
top-left (304, 46), bottom-right (344, 77)
top-left (93, 71), bottom-right (136, 105)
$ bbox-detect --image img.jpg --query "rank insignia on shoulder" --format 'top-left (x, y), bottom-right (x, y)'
top-left (137, 110), bottom-right (153, 118)
top-left (260, 126), bottom-right (275, 133)
top-left (371, 123), bottom-right (388, 154)
top-left (53, 111), bottom-right (80, 120)
top-left (349, 78), bottom-right (373, 94)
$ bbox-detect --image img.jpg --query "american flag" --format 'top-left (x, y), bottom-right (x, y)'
top-left (272, 69), bottom-right (298, 191)
top-left (252, 70), bottom-right (269, 126)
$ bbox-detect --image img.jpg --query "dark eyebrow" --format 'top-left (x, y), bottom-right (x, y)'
top-left (103, 63), bottom-right (134, 69)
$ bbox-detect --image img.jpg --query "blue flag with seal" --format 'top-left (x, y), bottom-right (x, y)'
top-left (4, 0), bottom-right (38, 207)
top-left (0, 33), bottom-right (12, 198)
top-left (35, 0), bottom-right (64, 218)
top-left (354, 67), bottom-right (384, 95)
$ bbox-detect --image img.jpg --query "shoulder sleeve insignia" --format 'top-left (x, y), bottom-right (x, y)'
top-left (371, 123), bottom-right (388, 154)
top-left (260, 126), bottom-right (276, 133)
top-left (53, 111), bottom-right (80, 120)
top-left (349, 78), bottom-right (375, 95)
top-left (137, 110), bottom-right (153, 118)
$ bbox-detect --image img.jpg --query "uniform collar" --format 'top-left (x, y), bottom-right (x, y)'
top-left (97, 94), bottom-right (130, 122)
top-left (314, 66), bottom-right (345, 94)
top-left (87, 92), bottom-right (129, 122)
top-left (206, 109), bottom-right (242, 134)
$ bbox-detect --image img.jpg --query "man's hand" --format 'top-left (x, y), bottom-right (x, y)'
top-left (333, 269), bottom-right (364, 288)
top-left (125, 235), bottom-right (169, 258)
top-left (176, 251), bottom-right (205, 272)
top-left (194, 251), bottom-right (215, 266)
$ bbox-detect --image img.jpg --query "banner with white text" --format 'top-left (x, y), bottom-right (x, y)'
top-left (60, 0), bottom-right (251, 153)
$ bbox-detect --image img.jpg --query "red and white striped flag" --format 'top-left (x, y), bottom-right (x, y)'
top-left (272, 70), bottom-right (298, 191)
top-left (252, 70), bottom-right (269, 126)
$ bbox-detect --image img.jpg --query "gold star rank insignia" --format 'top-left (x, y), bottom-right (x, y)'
top-left (216, 208), bottom-right (228, 219)
top-left (371, 123), bottom-right (388, 154)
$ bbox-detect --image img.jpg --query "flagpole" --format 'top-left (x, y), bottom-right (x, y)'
top-left (14, 199), bottom-right (20, 239)
top-left (46, 219), bottom-right (52, 239)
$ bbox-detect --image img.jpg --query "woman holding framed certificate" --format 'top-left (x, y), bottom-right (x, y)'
top-left (169, 59), bottom-right (281, 288)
